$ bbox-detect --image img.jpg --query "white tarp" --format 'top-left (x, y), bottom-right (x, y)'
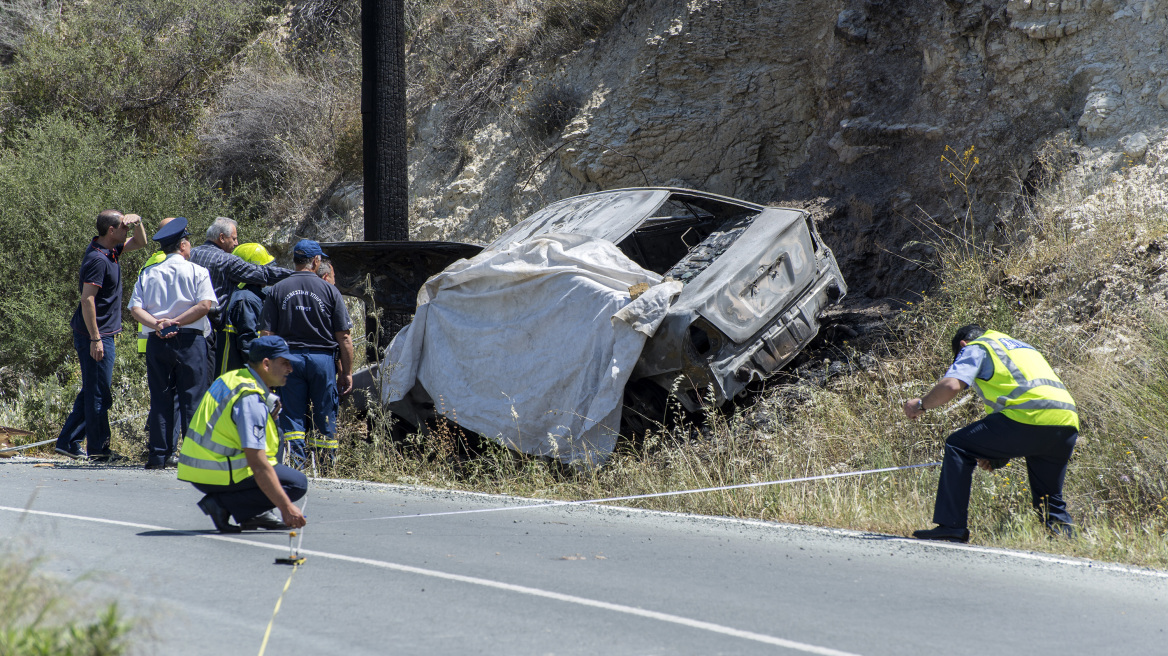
top-left (381, 233), bottom-right (682, 467)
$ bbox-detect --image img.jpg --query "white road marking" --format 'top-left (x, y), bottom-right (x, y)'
top-left (307, 476), bottom-right (1168, 580)
top-left (0, 505), bottom-right (860, 656)
top-left (9, 460), bottom-right (1167, 580)
top-left (618, 507), bottom-right (1168, 579)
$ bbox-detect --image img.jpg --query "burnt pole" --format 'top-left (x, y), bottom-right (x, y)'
top-left (362, 0), bottom-right (408, 241)
top-left (362, 0), bottom-right (410, 354)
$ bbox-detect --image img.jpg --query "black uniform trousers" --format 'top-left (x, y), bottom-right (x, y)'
top-left (934, 412), bottom-right (1078, 532)
top-left (145, 330), bottom-right (209, 466)
top-left (193, 465), bottom-right (307, 523)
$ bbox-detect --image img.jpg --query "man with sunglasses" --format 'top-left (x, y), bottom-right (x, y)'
top-left (55, 210), bottom-right (148, 463)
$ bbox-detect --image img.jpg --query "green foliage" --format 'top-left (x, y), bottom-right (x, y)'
top-left (0, 553), bottom-right (133, 656)
top-left (0, 0), bottom-right (277, 136)
top-left (0, 114), bottom-right (238, 377)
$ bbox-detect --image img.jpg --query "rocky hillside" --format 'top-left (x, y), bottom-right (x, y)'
top-left (400, 0), bottom-right (1168, 301)
top-left (1, 0), bottom-right (1164, 375)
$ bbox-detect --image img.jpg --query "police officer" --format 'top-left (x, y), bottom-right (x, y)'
top-left (904, 324), bottom-right (1080, 542)
top-left (135, 217), bottom-right (175, 356)
top-left (178, 336), bottom-right (307, 533)
top-left (260, 240), bottom-right (354, 466)
top-left (134, 217), bottom-right (179, 459)
top-left (219, 243), bottom-right (276, 375)
top-left (128, 218), bottom-right (217, 469)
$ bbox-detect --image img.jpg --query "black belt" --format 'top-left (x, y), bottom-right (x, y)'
top-left (288, 346), bottom-right (335, 354)
top-left (149, 328), bottom-right (204, 336)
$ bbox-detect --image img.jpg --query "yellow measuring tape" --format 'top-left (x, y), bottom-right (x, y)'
top-left (257, 562), bottom-right (300, 656)
top-left (257, 479), bottom-right (311, 656)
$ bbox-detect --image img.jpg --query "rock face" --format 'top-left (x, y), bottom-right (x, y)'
top-left (403, 0), bottom-right (1168, 298)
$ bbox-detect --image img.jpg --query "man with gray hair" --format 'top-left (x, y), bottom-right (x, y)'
top-left (190, 217), bottom-right (293, 378)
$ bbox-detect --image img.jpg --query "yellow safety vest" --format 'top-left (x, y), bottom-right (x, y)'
top-left (177, 368), bottom-right (280, 485)
top-left (968, 330), bottom-right (1079, 429)
top-left (136, 251), bottom-right (168, 354)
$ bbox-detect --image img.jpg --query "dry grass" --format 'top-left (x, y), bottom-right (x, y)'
top-left (193, 0), bottom-right (363, 230)
top-left (0, 330), bottom-right (153, 459)
top-left (405, 0), bottom-right (626, 144)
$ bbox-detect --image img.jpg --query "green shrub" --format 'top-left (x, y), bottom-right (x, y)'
top-left (0, 552), bottom-right (134, 656)
top-left (0, 114), bottom-right (241, 378)
top-left (0, 0), bottom-right (277, 136)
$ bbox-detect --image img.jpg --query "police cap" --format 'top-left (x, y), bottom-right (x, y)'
top-left (152, 216), bottom-right (191, 249)
top-left (248, 335), bottom-right (291, 363)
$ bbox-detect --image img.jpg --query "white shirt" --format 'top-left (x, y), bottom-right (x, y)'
top-left (129, 253), bottom-right (218, 336)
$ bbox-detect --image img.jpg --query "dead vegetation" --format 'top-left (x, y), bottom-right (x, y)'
top-left (405, 0), bottom-right (626, 145)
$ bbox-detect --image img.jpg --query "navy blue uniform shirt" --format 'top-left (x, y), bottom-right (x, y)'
top-left (70, 238), bottom-right (126, 337)
top-left (260, 272), bottom-right (352, 350)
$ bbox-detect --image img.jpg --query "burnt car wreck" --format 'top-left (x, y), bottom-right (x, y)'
top-left (325, 188), bottom-right (846, 455)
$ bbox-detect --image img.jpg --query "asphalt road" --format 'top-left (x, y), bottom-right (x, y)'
top-left (1, 457), bottom-right (1165, 655)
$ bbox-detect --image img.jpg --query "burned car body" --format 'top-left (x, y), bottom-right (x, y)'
top-left (325, 187), bottom-right (845, 435)
top-left (486, 188), bottom-right (846, 412)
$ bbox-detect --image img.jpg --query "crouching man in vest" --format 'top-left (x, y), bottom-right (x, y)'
top-left (177, 335), bottom-right (308, 533)
top-left (904, 325), bottom-right (1079, 543)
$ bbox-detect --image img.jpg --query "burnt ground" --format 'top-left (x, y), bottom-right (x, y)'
top-left (721, 294), bottom-right (900, 432)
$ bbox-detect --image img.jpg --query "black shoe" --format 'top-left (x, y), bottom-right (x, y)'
top-left (144, 462), bottom-right (167, 470)
top-left (165, 453), bottom-right (180, 468)
top-left (54, 445), bottom-right (85, 460)
top-left (911, 526), bottom-right (971, 543)
top-left (197, 496), bottom-right (242, 533)
top-left (240, 510), bottom-right (289, 531)
top-left (88, 452), bottom-right (129, 464)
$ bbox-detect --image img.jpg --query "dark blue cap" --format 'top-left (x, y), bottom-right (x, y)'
top-left (248, 335), bottom-right (291, 363)
top-left (293, 239), bottom-right (326, 259)
top-left (152, 216), bottom-right (191, 248)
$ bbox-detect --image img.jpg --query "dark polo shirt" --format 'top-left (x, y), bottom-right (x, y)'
top-left (70, 238), bottom-right (126, 337)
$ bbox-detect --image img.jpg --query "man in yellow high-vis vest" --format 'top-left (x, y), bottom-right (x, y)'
top-left (178, 335), bottom-right (307, 533)
top-left (904, 324), bottom-right (1079, 543)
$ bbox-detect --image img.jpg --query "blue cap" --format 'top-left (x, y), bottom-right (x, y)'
top-left (152, 216), bottom-right (191, 248)
top-left (248, 335), bottom-right (291, 363)
top-left (293, 239), bottom-right (326, 259)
